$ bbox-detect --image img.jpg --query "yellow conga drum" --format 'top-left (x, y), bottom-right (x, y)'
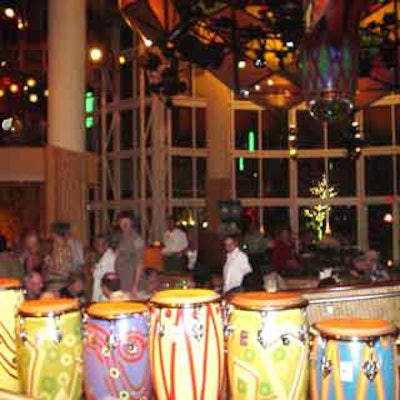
top-left (226, 292), bottom-right (309, 400)
top-left (150, 289), bottom-right (224, 400)
top-left (16, 299), bottom-right (83, 400)
top-left (0, 278), bottom-right (23, 393)
top-left (311, 318), bottom-right (399, 400)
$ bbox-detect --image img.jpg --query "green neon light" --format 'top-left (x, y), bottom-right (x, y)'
top-left (239, 157), bottom-right (245, 171)
top-left (85, 91), bottom-right (95, 113)
top-left (248, 130), bottom-right (256, 152)
top-left (85, 91), bottom-right (95, 128)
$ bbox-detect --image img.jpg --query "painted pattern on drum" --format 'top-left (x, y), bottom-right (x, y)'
top-left (311, 335), bottom-right (399, 400)
top-left (83, 313), bottom-right (152, 400)
top-left (227, 307), bottom-right (309, 400)
top-left (16, 310), bottom-right (83, 399)
top-left (0, 288), bottom-right (23, 392)
top-left (150, 302), bottom-right (224, 400)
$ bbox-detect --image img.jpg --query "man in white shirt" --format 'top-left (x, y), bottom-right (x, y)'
top-left (223, 235), bottom-right (252, 294)
top-left (162, 217), bottom-right (188, 272)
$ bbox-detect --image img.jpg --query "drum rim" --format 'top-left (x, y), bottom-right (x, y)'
top-left (316, 329), bottom-right (399, 341)
top-left (313, 319), bottom-right (399, 340)
top-left (86, 301), bottom-right (149, 319)
top-left (229, 301), bottom-right (308, 312)
top-left (19, 299), bottom-right (80, 317)
top-left (150, 288), bottom-right (220, 307)
top-left (0, 285), bottom-right (23, 291)
top-left (85, 311), bottom-right (148, 320)
top-left (150, 298), bottom-right (220, 308)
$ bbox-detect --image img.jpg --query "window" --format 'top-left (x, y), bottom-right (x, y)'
top-left (395, 106), bottom-right (400, 145)
top-left (328, 158), bottom-right (356, 196)
top-left (298, 158), bottom-right (325, 197)
top-left (235, 110), bottom-right (258, 150)
top-left (120, 63), bottom-right (133, 100)
top-left (235, 158), bottom-right (259, 198)
top-left (297, 110), bottom-right (323, 149)
top-left (172, 156), bottom-right (193, 197)
top-left (261, 109), bottom-right (288, 149)
top-left (172, 107), bottom-right (192, 147)
top-left (368, 205), bottom-right (393, 261)
top-left (195, 108), bottom-right (206, 148)
top-left (365, 156), bottom-right (393, 196)
top-left (262, 207), bottom-right (290, 237)
top-left (196, 157), bottom-right (206, 197)
top-left (106, 161), bottom-right (114, 201)
top-left (120, 110), bottom-right (133, 150)
top-left (262, 159), bottom-right (289, 197)
top-left (120, 159), bottom-right (133, 199)
top-left (330, 206), bottom-right (357, 245)
top-left (328, 118), bottom-right (351, 148)
top-left (364, 106), bottom-right (392, 146)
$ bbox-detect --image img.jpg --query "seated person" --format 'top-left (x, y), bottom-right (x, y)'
top-left (350, 250), bottom-right (390, 282)
top-left (136, 268), bottom-right (160, 300)
top-left (24, 271), bottom-right (44, 300)
top-left (270, 228), bottom-right (299, 273)
top-left (58, 272), bottom-right (85, 302)
top-left (101, 272), bottom-right (131, 301)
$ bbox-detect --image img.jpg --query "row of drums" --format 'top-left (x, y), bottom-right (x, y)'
top-left (0, 277), bottom-right (398, 399)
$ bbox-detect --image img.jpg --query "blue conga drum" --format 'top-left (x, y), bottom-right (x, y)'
top-left (83, 302), bottom-right (152, 400)
top-left (311, 318), bottom-right (399, 400)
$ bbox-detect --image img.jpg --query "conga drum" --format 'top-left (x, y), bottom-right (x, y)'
top-left (226, 292), bottom-right (309, 400)
top-left (16, 299), bottom-right (83, 399)
top-left (83, 302), bottom-right (152, 400)
top-left (0, 278), bottom-right (23, 393)
top-left (311, 318), bottom-right (399, 400)
top-left (150, 289), bottom-right (224, 400)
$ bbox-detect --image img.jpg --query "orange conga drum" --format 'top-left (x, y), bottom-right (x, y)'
top-left (0, 278), bottom-right (23, 393)
top-left (150, 289), bottom-right (224, 400)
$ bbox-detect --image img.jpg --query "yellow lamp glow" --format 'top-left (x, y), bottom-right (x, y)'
top-left (89, 47), bottom-right (103, 62)
top-left (29, 93), bottom-right (38, 103)
top-left (9, 84), bottom-right (19, 94)
top-left (26, 78), bottom-right (36, 87)
top-left (4, 8), bottom-right (15, 18)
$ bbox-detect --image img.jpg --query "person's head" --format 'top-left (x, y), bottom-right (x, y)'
top-left (145, 268), bottom-right (159, 283)
top-left (117, 210), bottom-right (136, 234)
top-left (24, 232), bottom-right (40, 252)
top-left (24, 271), bottom-right (44, 298)
top-left (365, 250), bottom-right (380, 268)
top-left (0, 235), bottom-right (7, 253)
top-left (50, 221), bottom-right (70, 241)
top-left (107, 230), bottom-right (121, 251)
top-left (101, 272), bottom-right (121, 299)
top-left (224, 234), bottom-right (240, 254)
top-left (278, 228), bottom-right (291, 242)
top-left (166, 216), bottom-right (176, 231)
top-left (93, 235), bottom-right (108, 255)
top-left (66, 272), bottom-right (84, 297)
top-left (352, 255), bottom-right (369, 272)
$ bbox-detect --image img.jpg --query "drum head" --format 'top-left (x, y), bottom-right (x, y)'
top-left (151, 288), bottom-right (220, 306)
top-left (19, 298), bottom-right (79, 317)
top-left (230, 291), bottom-right (308, 311)
top-left (87, 301), bottom-right (148, 319)
top-left (0, 278), bottom-right (21, 289)
top-left (315, 318), bottom-right (398, 339)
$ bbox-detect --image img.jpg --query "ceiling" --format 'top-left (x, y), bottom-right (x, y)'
top-left (120, 0), bottom-right (400, 111)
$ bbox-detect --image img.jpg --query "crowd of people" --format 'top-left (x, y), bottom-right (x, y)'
top-left (0, 211), bottom-right (393, 303)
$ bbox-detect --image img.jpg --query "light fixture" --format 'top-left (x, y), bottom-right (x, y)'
top-left (144, 38), bottom-right (153, 48)
top-left (289, 148), bottom-right (298, 157)
top-left (254, 84), bottom-right (261, 91)
top-left (240, 89), bottom-right (250, 97)
top-left (238, 60), bottom-right (246, 69)
top-left (26, 78), bottom-right (36, 88)
top-left (119, 55), bottom-right (126, 65)
top-left (0, 89), bottom-right (4, 97)
top-left (267, 78), bottom-right (274, 86)
top-left (44, 89), bottom-right (49, 97)
top-left (286, 41), bottom-right (294, 48)
top-left (383, 213), bottom-right (393, 224)
top-left (4, 7), bottom-right (15, 19)
top-left (17, 18), bottom-right (24, 30)
top-left (0, 61), bottom-right (6, 67)
top-left (9, 83), bottom-right (18, 94)
top-left (29, 93), bottom-right (38, 103)
top-left (23, 85), bottom-right (28, 92)
top-left (89, 47), bottom-right (103, 63)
